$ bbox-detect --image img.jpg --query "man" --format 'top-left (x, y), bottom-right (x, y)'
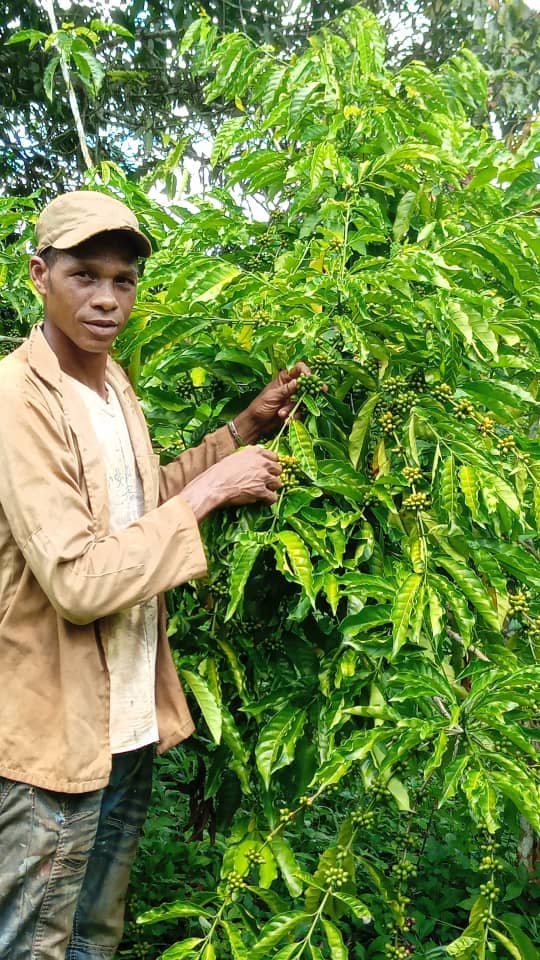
top-left (0, 191), bottom-right (305, 959)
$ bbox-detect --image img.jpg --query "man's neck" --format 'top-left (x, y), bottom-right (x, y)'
top-left (42, 322), bottom-right (109, 401)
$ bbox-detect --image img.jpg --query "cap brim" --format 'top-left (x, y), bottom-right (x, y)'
top-left (39, 224), bottom-right (152, 258)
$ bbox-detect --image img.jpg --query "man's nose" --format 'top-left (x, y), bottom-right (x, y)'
top-left (90, 280), bottom-right (119, 311)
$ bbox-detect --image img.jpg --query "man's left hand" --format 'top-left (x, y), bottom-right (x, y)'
top-left (234, 363), bottom-right (311, 443)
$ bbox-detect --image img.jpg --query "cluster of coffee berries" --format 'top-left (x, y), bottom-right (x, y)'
top-left (527, 619), bottom-right (540, 637)
top-left (335, 845), bottom-right (349, 863)
top-left (408, 370), bottom-right (426, 392)
top-left (323, 865), bottom-right (349, 889)
top-left (384, 943), bottom-right (413, 959)
top-left (507, 590), bottom-right (529, 615)
top-left (278, 806), bottom-right (295, 824)
top-left (479, 855), bottom-right (503, 872)
top-left (311, 353), bottom-right (334, 377)
top-left (477, 416), bottom-right (495, 436)
top-left (297, 372), bottom-right (325, 397)
top-left (351, 809), bottom-right (375, 827)
top-left (279, 454), bottom-right (300, 489)
top-left (392, 390), bottom-right (417, 414)
top-left (403, 835), bottom-right (418, 850)
top-left (380, 410), bottom-right (398, 434)
top-left (264, 634), bottom-right (286, 655)
top-left (225, 870), bottom-right (246, 892)
top-left (454, 398), bottom-right (474, 420)
top-left (497, 435), bottom-right (516, 454)
top-left (245, 848), bottom-right (264, 867)
top-left (479, 878), bottom-right (499, 901)
top-left (176, 377), bottom-right (194, 401)
top-left (131, 942), bottom-right (153, 959)
top-left (479, 835), bottom-right (500, 856)
top-left (209, 574), bottom-right (228, 599)
top-left (433, 383), bottom-right (453, 401)
top-left (363, 357), bottom-right (379, 378)
top-left (385, 376), bottom-right (407, 395)
top-left (403, 492), bottom-right (430, 512)
top-left (392, 860), bottom-right (418, 882)
top-left (369, 780), bottom-right (390, 800)
top-left (362, 490), bottom-right (377, 508)
top-left (237, 614), bottom-right (260, 633)
top-left (403, 466), bottom-right (422, 485)
top-left (299, 794), bottom-right (315, 806)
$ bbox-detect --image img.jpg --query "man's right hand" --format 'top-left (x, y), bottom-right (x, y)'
top-left (181, 446), bottom-right (282, 520)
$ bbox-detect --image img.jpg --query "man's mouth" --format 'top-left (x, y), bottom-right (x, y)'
top-left (82, 319), bottom-right (119, 333)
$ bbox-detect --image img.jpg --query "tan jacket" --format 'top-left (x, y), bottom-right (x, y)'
top-left (0, 325), bottom-right (235, 792)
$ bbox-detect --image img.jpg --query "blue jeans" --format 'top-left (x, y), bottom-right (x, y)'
top-left (0, 747), bottom-right (153, 960)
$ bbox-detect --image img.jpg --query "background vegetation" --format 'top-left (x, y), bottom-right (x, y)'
top-left (1, 3), bottom-right (539, 959)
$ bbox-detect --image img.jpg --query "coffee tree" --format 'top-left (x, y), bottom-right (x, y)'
top-left (1, 6), bottom-right (539, 957)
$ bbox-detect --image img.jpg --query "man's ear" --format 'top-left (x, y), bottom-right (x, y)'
top-left (29, 256), bottom-right (49, 296)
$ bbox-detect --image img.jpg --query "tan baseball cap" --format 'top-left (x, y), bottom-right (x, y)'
top-left (35, 190), bottom-right (152, 258)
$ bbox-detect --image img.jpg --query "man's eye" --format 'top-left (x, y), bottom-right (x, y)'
top-left (117, 276), bottom-right (136, 286)
top-left (75, 270), bottom-right (92, 279)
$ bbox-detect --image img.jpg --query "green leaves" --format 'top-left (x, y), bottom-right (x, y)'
top-left (392, 190), bottom-right (417, 242)
top-left (391, 573), bottom-right (423, 655)
top-left (251, 912), bottom-right (310, 958)
top-left (349, 394), bottom-right (379, 469)
top-left (288, 420), bottom-right (317, 479)
top-left (255, 705), bottom-right (306, 790)
top-left (14, 8), bottom-right (539, 960)
top-left (275, 531), bottom-right (315, 603)
top-left (180, 670), bottom-right (222, 744)
top-left (435, 556), bottom-right (500, 631)
top-left (225, 540), bottom-right (263, 620)
top-left (137, 901), bottom-right (213, 925)
top-left (321, 918), bottom-right (347, 959)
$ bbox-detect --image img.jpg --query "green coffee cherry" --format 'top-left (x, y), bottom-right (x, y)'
top-left (477, 415), bottom-right (495, 435)
top-left (385, 375), bottom-right (407, 395)
top-left (403, 492), bottom-right (430, 511)
top-left (433, 382), bottom-right (453, 400)
top-left (351, 809), bottom-right (375, 827)
top-left (379, 410), bottom-right (397, 433)
top-left (403, 466), bottom-right (422, 484)
top-left (454, 398), bottom-right (474, 420)
top-left (297, 372), bottom-right (325, 397)
top-left (392, 860), bottom-right (418, 882)
top-left (324, 865), bottom-right (349, 889)
top-left (245, 848), bottom-right (264, 866)
top-left (508, 590), bottom-right (529, 615)
top-left (279, 454), bottom-right (300, 489)
top-left (498, 434), bottom-right (516, 453)
top-left (225, 869), bottom-right (246, 891)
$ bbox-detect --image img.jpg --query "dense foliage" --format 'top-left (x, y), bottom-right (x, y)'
top-left (1, 0), bottom-right (539, 192)
top-left (1, 5), bottom-right (540, 959)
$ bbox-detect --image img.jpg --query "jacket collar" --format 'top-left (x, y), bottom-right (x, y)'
top-left (26, 324), bottom-right (158, 524)
top-left (27, 323), bottom-right (131, 397)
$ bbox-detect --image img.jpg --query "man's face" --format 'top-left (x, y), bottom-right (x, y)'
top-left (29, 233), bottom-right (139, 356)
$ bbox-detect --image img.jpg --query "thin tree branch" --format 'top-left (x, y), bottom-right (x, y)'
top-left (39, 0), bottom-right (94, 171)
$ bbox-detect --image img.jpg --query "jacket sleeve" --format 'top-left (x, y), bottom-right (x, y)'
top-left (158, 425), bottom-right (236, 502)
top-left (0, 385), bottom-right (207, 627)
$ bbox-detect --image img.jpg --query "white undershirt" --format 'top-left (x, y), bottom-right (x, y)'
top-left (66, 376), bottom-right (159, 754)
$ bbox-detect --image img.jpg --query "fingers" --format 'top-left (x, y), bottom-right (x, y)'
top-left (257, 447), bottom-right (280, 464)
top-left (277, 401), bottom-right (296, 419)
top-left (286, 361), bottom-right (311, 379)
